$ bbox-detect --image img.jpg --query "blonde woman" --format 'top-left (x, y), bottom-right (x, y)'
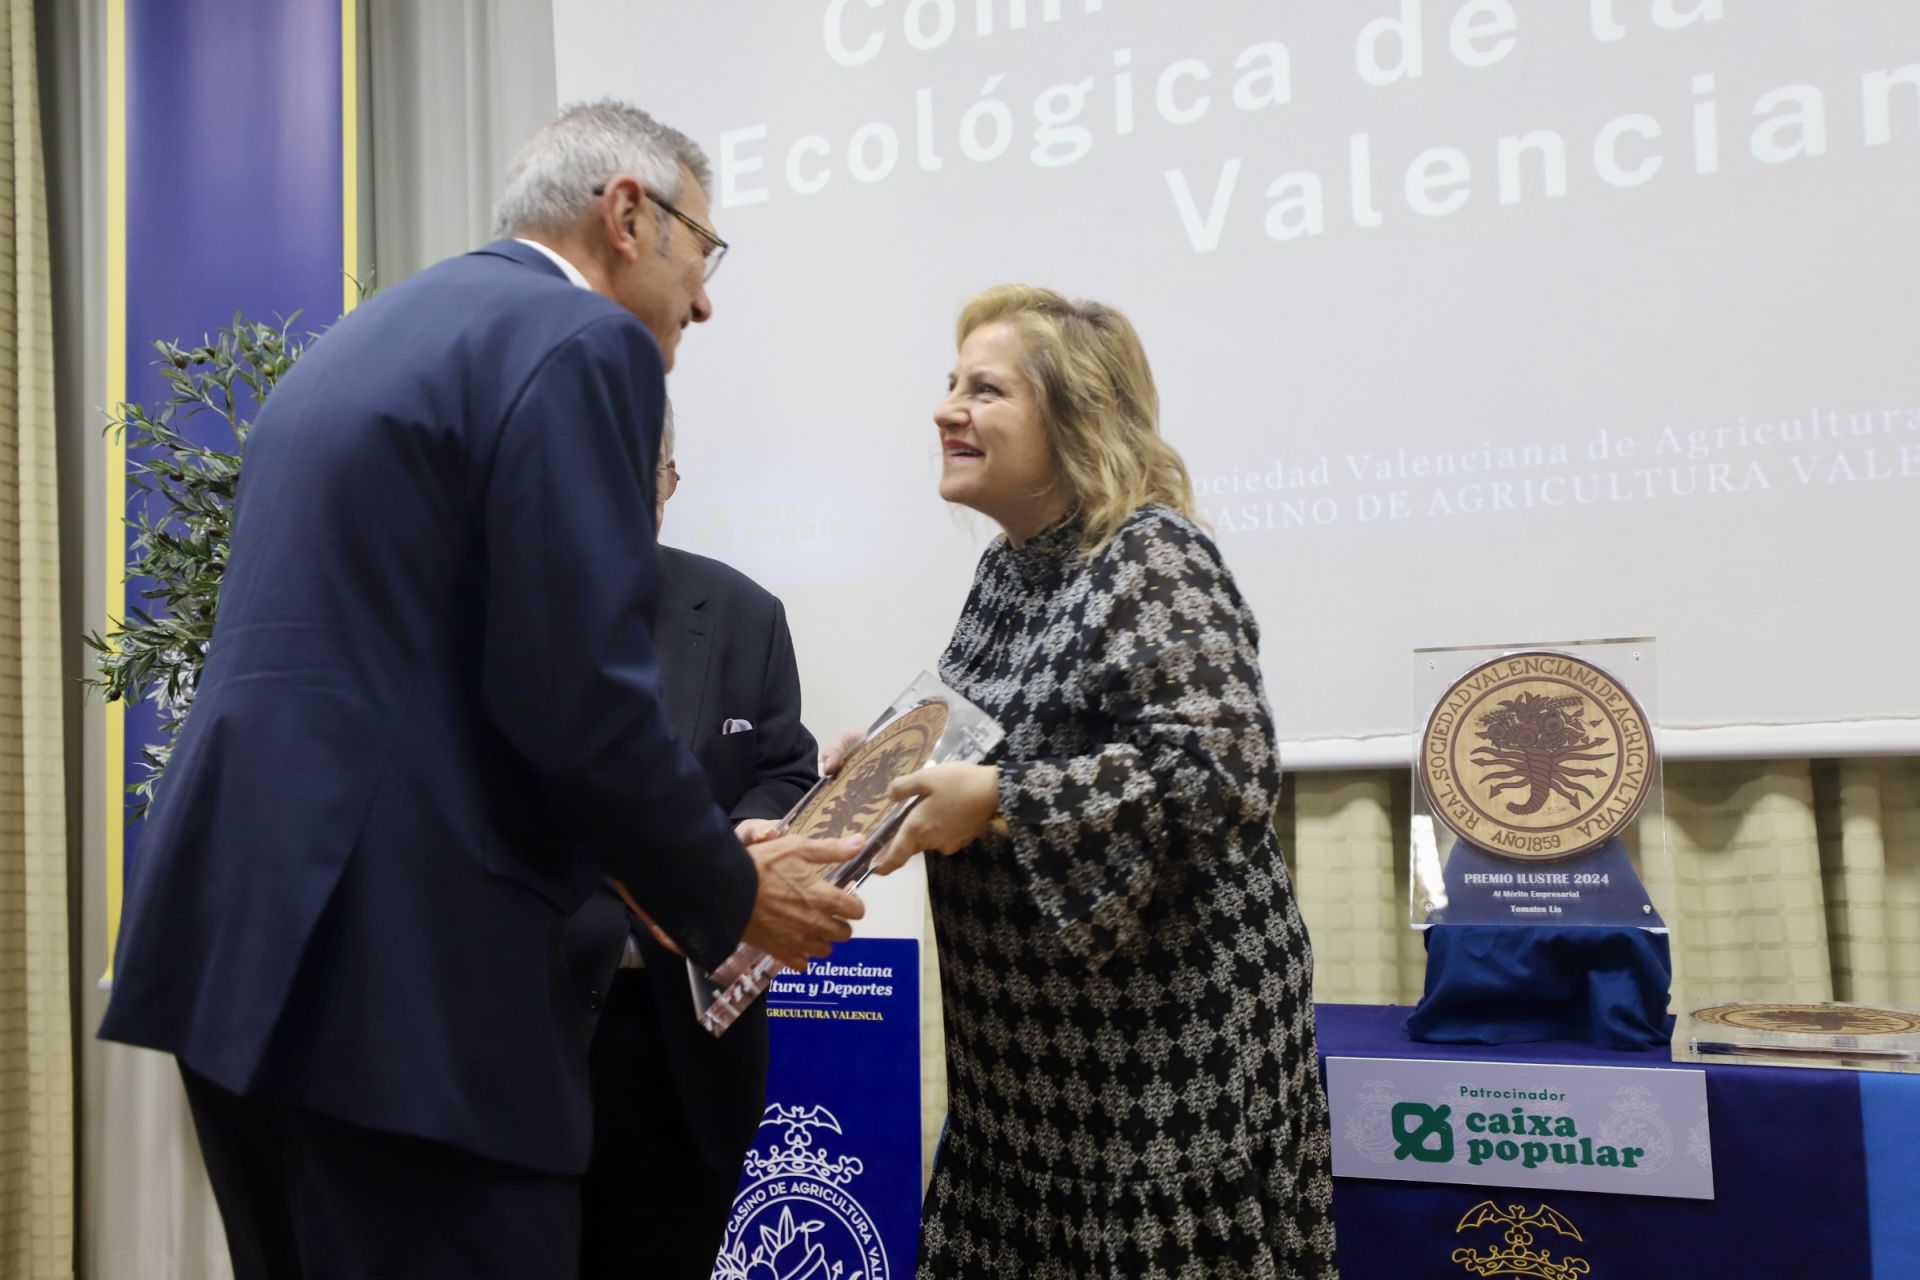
top-left (874, 286), bottom-right (1339, 1278)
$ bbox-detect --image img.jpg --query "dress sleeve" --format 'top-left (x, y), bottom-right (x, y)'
top-left (994, 514), bottom-right (1281, 968)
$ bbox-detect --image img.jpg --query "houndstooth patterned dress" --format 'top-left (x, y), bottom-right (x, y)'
top-left (919, 505), bottom-right (1339, 1280)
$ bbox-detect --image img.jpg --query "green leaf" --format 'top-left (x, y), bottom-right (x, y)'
top-left (92, 305), bottom-right (338, 821)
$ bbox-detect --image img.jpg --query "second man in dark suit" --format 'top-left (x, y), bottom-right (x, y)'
top-left (571, 406), bottom-right (819, 1279)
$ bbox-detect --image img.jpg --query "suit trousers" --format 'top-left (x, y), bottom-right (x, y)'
top-left (579, 970), bottom-right (745, 1280)
top-left (181, 1064), bottom-right (579, 1279)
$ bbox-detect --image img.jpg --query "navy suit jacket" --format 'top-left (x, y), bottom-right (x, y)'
top-left (566, 545), bottom-right (818, 1170)
top-left (100, 240), bottom-right (758, 1175)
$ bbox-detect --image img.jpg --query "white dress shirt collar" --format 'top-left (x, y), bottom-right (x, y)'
top-left (514, 238), bottom-right (592, 291)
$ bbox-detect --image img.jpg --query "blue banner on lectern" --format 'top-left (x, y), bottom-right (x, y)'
top-left (714, 937), bottom-right (921, 1280)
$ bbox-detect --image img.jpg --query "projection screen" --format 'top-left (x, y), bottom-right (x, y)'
top-left (552, 0), bottom-right (1920, 766)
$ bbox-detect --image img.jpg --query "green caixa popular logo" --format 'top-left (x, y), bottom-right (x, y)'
top-left (1391, 1098), bottom-right (1650, 1172)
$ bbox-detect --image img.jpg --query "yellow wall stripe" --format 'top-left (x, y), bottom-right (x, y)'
top-left (101, 0), bottom-right (126, 982)
top-left (342, 0), bottom-right (359, 314)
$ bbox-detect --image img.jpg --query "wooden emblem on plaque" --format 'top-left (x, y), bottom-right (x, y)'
top-left (1421, 651), bottom-right (1654, 860)
top-left (786, 700), bottom-right (950, 841)
top-left (1692, 1002), bottom-right (1920, 1037)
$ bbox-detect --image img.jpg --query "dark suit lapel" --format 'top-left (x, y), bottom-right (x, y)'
top-left (653, 547), bottom-right (714, 753)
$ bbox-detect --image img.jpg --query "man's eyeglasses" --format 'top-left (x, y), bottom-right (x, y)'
top-left (657, 459), bottom-right (680, 501)
top-left (594, 183), bottom-right (728, 282)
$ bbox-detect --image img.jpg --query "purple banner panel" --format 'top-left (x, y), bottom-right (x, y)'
top-left (119, 0), bottom-right (346, 887)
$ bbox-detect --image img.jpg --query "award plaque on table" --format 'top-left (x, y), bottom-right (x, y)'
top-left (1409, 638), bottom-right (1666, 930)
top-left (688, 671), bottom-right (1004, 1038)
top-left (1678, 1001), bottom-right (1920, 1073)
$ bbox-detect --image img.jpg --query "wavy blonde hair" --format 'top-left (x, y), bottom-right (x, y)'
top-left (956, 284), bottom-right (1196, 553)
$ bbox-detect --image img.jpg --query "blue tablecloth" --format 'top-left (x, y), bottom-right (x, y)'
top-left (1317, 1003), bottom-right (1920, 1279)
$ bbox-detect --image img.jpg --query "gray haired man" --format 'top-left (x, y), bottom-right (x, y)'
top-left (101, 101), bottom-right (865, 1280)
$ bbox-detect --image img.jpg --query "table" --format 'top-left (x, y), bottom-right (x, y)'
top-left (1317, 1003), bottom-right (1920, 1279)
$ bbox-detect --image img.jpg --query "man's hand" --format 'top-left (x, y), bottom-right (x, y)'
top-left (871, 762), bottom-right (1001, 876)
top-left (740, 833), bottom-right (867, 971)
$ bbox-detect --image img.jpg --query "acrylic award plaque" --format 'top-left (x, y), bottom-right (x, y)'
top-left (1410, 638), bottom-right (1667, 930)
top-left (1677, 1001), bottom-right (1920, 1073)
top-left (690, 671), bottom-right (1003, 1037)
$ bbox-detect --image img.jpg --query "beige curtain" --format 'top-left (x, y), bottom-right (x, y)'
top-left (1288, 759), bottom-right (1920, 1010)
top-left (0, 0), bottom-right (74, 1274)
top-left (366, 0), bottom-right (556, 284)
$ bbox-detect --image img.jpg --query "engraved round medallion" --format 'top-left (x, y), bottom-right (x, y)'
top-left (1420, 651), bottom-right (1654, 860)
top-left (1691, 1002), bottom-right (1920, 1036)
top-left (787, 701), bottom-right (949, 840)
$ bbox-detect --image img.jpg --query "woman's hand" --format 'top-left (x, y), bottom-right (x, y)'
top-left (734, 818), bottom-right (784, 846)
top-left (821, 729), bottom-right (864, 776)
top-left (871, 762), bottom-right (1001, 875)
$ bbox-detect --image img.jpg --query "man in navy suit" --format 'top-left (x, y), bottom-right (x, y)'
top-left (99, 102), bottom-right (864, 1279)
top-left (570, 407), bottom-right (818, 1279)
